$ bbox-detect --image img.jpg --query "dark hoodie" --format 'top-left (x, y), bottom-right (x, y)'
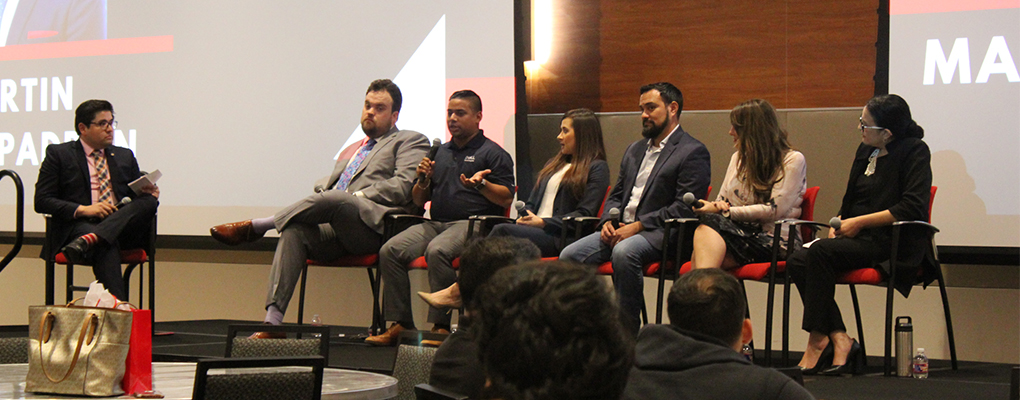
top-left (622, 324), bottom-right (815, 400)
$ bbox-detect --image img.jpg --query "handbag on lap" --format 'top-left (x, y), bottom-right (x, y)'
top-left (26, 302), bottom-right (132, 396)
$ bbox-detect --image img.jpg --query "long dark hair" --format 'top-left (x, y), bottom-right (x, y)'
top-left (730, 99), bottom-right (791, 204)
top-left (535, 109), bottom-right (607, 198)
top-left (866, 94), bottom-right (924, 140)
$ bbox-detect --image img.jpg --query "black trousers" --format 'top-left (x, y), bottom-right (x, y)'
top-left (787, 236), bottom-right (889, 335)
top-left (64, 196), bottom-right (158, 300)
top-left (487, 223), bottom-right (559, 257)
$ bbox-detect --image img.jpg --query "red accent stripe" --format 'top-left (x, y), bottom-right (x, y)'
top-left (891, 0), bottom-right (1019, 15)
top-left (27, 31), bottom-right (59, 39)
top-left (0, 36), bottom-right (173, 61)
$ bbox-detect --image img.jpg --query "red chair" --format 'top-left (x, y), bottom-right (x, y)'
top-left (833, 186), bottom-right (956, 376)
top-left (674, 186), bottom-right (820, 366)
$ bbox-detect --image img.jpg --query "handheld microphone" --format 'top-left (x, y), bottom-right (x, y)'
top-left (420, 138), bottom-right (442, 182)
top-left (682, 192), bottom-right (706, 209)
top-left (829, 217), bottom-right (841, 230)
top-left (514, 200), bottom-right (527, 217)
top-left (608, 207), bottom-right (621, 227)
top-left (115, 197), bottom-right (132, 208)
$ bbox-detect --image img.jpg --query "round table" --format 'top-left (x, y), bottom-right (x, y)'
top-left (0, 362), bottom-right (398, 399)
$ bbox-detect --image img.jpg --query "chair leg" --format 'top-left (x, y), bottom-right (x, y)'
top-left (367, 267), bottom-right (381, 336)
top-left (782, 273), bottom-right (791, 367)
top-left (45, 261), bottom-right (55, 305)
top-left (849, 284), bottom-right (867, 367)
top-left (936, 269), bottom-right (958, 370)
top-left (123, 263), bottom-right (137, 303)
top-left (148, 258), bottom-right (156, 334)
top-left (884, 280), bottom-right (896, 376)
top-left (297, 264), bottom-right (308, 325)
top-left (65, 263), bottom-right (74, 304)
top-left (764, 276), bottom-right (775, 367)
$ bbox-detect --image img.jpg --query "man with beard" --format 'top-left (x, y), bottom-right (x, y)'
top-left (210, 79), bottom-right (430, 336)
top-left (367, 89), bottom-right (515, 346)
top-left (561, 82), bottom-right (710, 333)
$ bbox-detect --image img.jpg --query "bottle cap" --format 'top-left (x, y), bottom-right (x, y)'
top-left (917, 348), bottom-right (925, 352)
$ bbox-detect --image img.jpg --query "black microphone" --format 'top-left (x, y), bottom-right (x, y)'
top-left (420, 138), bottom-right (442, 182)
top-left (682, 192), bottom-right (706, 209)
top-left (608, 207), bottom-right (620, 227)
top-left (829, 217), bottom-right (841, 230)
top-left (115, 197), bottom-right (132, 208)
top-left (514, 200), bottom-right (527, 217)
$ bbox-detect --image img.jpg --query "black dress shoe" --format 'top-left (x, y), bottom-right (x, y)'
top-left (822, 339), bottom-right (864, 376)
top-left (799, 341), bottom-right (835, 375)
top-left (60, 237), bottom-right (90, 264)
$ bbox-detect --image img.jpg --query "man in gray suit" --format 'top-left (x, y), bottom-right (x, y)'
top-left (211, 79), bottom-right (430, 335)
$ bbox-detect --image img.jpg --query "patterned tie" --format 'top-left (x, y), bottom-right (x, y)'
top-left (336, 138), bottom-right (376, 191)
top-left (92, 150), bottom-right (114, 205)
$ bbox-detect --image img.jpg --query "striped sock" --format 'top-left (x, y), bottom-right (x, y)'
top-left (79, 233), bottom-right (99, 246)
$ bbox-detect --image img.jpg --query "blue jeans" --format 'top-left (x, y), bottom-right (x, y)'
top-left (560, 231), bottom-right (660, 331)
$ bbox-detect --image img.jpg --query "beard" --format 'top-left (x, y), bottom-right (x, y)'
top-left (641, 117), bottom-right (666, 139)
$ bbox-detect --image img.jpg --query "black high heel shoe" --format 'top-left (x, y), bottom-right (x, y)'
top-left (799, 341), bottom-right (834, 375)
top-left (822, 339), bottom-right (865, 376)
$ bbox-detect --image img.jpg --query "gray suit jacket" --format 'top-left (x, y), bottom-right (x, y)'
top-left (322, 127), bottom-right (430, 233)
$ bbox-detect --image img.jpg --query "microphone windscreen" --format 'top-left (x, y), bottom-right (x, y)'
top-left (116, 197), bottom-right (132, 207)
top-left (829, 217), bottom-right (841, 230)
top-left (608, 207), bottom-right (620, 220)
top-left (514, 200), bottom-right (526, 214)
top-left (427, 138), bottom-right (442, 159)
top-left (682, 192), bottom-right (696, 206)
top-left (314, 185), bottom-right (325, 193)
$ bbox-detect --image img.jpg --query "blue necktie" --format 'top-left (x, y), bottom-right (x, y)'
top-left (336, 138), bottom-right (376, 191)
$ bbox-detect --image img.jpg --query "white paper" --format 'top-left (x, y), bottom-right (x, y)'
top-left (128, 169), bottom-right (161, 195)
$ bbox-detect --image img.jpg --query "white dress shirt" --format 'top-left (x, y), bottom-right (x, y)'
top-left (623, 125), bottom-right (678, 223)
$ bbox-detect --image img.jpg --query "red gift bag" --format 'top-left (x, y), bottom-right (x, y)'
top-left (122, 309), bottom-right (152, 394)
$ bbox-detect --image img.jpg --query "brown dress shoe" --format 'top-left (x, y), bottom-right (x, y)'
top-left (365, 323), bottom-right (405, 347)
top-left (248, 331), bottom-right (287, 339)
top-left (210, 220), bottom-right (265, 245)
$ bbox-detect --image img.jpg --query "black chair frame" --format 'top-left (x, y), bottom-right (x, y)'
top-left (192, 356), bottom-right (325, 400)
top-left (225, 324), bottom-right (331, 358)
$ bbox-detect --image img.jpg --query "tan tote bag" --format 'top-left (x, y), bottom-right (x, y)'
top-left (25, 303), bottom-right (133, 396)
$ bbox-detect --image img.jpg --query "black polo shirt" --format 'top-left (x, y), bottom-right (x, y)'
top-left (427, 130), bottom-right (515, 222)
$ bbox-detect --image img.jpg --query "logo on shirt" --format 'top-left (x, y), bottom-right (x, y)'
top-left (464, 155), bottom-right (476, 162)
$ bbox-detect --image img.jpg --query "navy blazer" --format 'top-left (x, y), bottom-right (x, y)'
top-left (523, 159), bottom-right (611, 236)
top-left (601, 126), bottom-right (711, 250)
top-left (35, 140), bottom-right (145, 258)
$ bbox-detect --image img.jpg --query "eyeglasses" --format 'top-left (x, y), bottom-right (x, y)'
top-left (89, 119), bottom-right (117, 129)
top-left (858, 118), bottom-right (884, 132)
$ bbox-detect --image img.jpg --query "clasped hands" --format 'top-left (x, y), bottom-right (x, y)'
top-left (601, 220), bottom-right (643, 247)
top-left (77, 184), bottom-right (158, 220)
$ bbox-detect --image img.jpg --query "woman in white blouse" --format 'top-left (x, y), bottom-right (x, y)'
top-left (419, 108), bottom-right (610, 308)
top-left (691, 99), bottom-right (807, 269)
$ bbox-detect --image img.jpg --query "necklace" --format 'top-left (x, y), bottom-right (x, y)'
top-left (864, 148), bottom-right (880, 176)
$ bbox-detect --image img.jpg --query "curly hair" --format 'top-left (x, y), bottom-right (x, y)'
top-left (471, 261), bottom-right (633, 400)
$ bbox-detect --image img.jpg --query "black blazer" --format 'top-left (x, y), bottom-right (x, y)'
top-left (35, 140), bottom-right (145, 258)
top-left (601, 126), bottom-right (711, 250)
top-left (839, 137), bottom-right (934, 296)
top-left (523, 159), bottom-right (611, 236)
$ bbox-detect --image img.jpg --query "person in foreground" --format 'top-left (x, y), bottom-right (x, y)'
top-left (623, 268), bottom-right (815, 400)
top-left (691, 99), bottom-right (806, 269)
top-left (36, 99), bottom-right (159, 301)
top-left (560, 82), bottom-right (710, 333)
top-left (368, 90), bottom-right (515, 346)
top-left (419, 108), bottom-right (610, 309)
top-left (209, 79), bottom-right (430, 336)
top-left (427, 237), bottom-right (541, 399)
top-left (472, 261), bottom-right (633, 400)
top-left (788, 94), bottom-right (932, 375)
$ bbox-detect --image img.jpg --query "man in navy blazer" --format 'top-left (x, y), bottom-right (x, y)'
top-left (561, 82), bottom-right (710, 333)
top-left (35, 99), bottom-right (158, 301)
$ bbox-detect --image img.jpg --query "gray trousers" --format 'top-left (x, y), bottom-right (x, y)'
top-left (380, 220), bottom-right (470, 327)
top-left (265, 190), bottom-right (381, 313)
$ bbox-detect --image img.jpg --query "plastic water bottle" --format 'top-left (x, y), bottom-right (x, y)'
top-left (912, 348), bottom-right (928, 379)
top-left (311, 314), bottom-right (323, 338)
top-left (741, 343), bottom-right (754, 363)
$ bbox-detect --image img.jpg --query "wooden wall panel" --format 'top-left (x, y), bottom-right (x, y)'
top-left (526, 0), bottom-right (879, 113)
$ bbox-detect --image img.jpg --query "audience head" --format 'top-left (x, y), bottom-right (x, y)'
top-left (639, 82), bottom-right (683, 139)
top-left (667, 268), bottom-right (750, 350)
top-left (448, 89), bottom-right (483, 140)
top-left (729, 98), bottom-right (792, 203)
top-left (472, 261), bottom-right (633, 400)
top-left (362, 79), bottom-right (401, 137)
top-left (75, 99), bottom-right (114, 135)
top-left (459, 237), bottom-right (541, 309)
top-left (865, 94), bottom-right (924, 140)
top-left (537, 108), bottom-right (607, 199)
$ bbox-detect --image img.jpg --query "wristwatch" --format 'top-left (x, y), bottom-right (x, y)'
top-left (474, 179), bottom-right (487, 190)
